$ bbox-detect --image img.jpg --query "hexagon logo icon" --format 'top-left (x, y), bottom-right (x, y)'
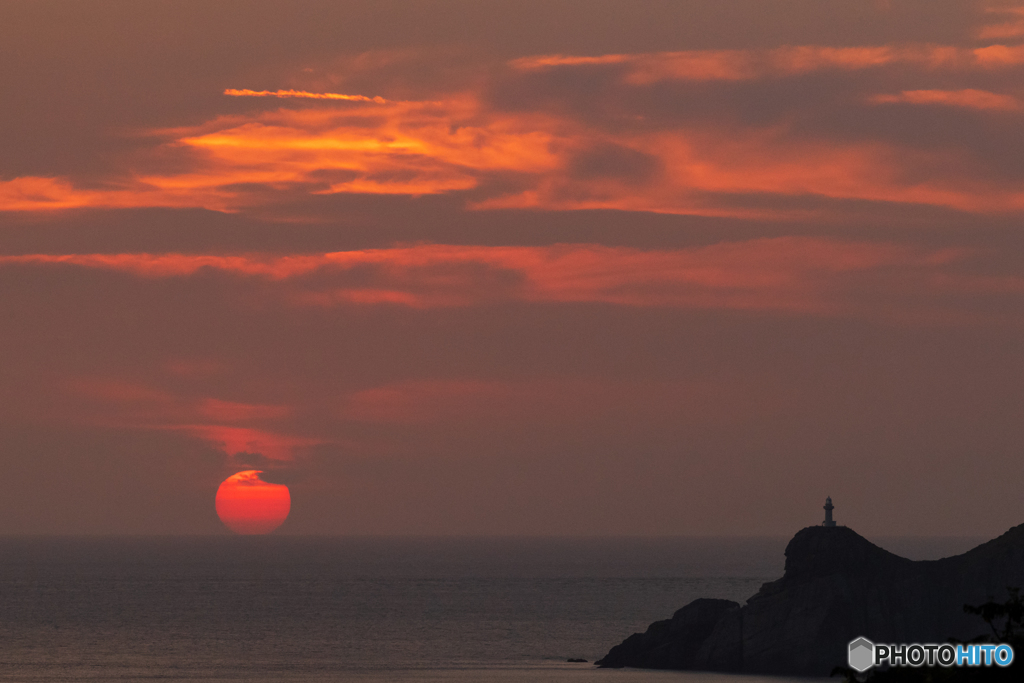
top-left (848, 637), bottom-right (875, 672)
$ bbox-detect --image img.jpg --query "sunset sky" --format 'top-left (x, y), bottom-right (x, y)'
top-left (2, 0), bottom-right (1023, 536)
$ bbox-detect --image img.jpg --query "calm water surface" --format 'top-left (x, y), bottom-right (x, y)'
top-left (0, 536), bottom-right (978, 683)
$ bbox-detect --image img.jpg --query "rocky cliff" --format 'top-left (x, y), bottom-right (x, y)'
top-left (597, 524), bottom-right (1024, 676)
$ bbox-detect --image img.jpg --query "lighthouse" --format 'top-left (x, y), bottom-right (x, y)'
top-left (823, 496), bottom-right (836, 527)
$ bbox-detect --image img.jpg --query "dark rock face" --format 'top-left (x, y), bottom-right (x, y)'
top-left (597, 524), bottom-right (1024, 676)
top-left (596, 598), bottom-right (739, 669)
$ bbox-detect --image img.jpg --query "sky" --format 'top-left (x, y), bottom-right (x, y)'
top-left (1, 0), bottom-right (1023, 537)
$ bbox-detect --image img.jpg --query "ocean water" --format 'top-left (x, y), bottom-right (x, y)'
top-left (0, 536), bottom-right (978, 683)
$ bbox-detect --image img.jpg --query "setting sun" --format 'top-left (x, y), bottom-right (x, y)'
top-left (215, 470), bottom-right (291, 535)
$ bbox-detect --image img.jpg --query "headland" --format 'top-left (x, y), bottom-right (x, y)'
top-left (597, 520), bottom-right (1024, 675)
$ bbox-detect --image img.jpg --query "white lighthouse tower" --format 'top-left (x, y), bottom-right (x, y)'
top-left (823, 496), bottom-right (836, 527)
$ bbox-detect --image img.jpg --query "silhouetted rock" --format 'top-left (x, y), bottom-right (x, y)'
top-left (597, 524), bottom-right (1024, 676)
top-left (596, 598), bottom-right (739, 669)
top-left (565, 658), bottom-right (588, 663)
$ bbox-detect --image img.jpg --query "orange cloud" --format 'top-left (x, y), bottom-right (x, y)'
top-left (0, 176), bottom-right (184, 212)
top-left (0, 252), bottom-right (328, 278)
top-left (621, 46), bottom-right (915, 83)
top-left (970, 43), bottom-right (1024, 66)
top-left (0, 239), bottom-right (971, 317)
top-left (510, 44), bottom-right (1024, 84)
top-left (224, 88), bottom-right (387, 103)
top-left (869, 88), bottom-right (1021, 111)
top-left (0, 94), bottom-right (561, 212)
top-left (476, 127), bottom-right (1024, 216)
top-left (4, 42), bottom-right (1024, 219)
top-left (0, 175), bottom-right (245, 213)
top-left (149, 95), bottom-right (561, 202)
top-left (978, 6), bottom-right (1024, 40)
top-left (64, 376), bottom-right (309, 460)
top-left (6, 101), bottom-right (1022, 218)
top-left (176, 425), bottom-right (320, 461)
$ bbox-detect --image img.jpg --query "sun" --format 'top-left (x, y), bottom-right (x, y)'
top-left (215, 470), bottom-right (291, 535)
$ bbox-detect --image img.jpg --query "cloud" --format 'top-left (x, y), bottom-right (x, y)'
top-left (6, 101), bottom-right (1023, 219)
top-left (509, 43), bottom-right (1024, 84)
top-left (176, 425), bottom-right (321, 461)
top-left (978, 6), bottom-right (1024, 40)
top-left (228, 452), bottom-right (279, 469)
top-left (870, 88), bottom-right (1022, 111)
top-left (0, 95), bottom-right (559, 211)
top-left (0, 175), bottom-right (246, 213)
top-left (224, 88), bottom-right (388, 104)
top-left (473, 128), bottom-right (1024, 216)
top-left (5, 37), bottom-right (1024, 221)
top-left (971, 42), bottom-right (1024, 66)
top-left (62, 376), bottom-right (311, 461)
top-left (219, 469), bottom-right (269, 486)
top-left (0, 239), bottom-right (985, 322)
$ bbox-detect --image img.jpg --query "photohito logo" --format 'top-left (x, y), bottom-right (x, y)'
top-left (848, 638), bottom-right (875, 672)
top-left (848, 637), bottom-right (1014, 672)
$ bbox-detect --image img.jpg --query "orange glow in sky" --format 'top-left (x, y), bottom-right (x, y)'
top-left (215, 470), bottom-right (291, 535)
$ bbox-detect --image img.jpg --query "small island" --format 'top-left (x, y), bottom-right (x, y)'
top-left (597, 499), bottom-right (1024, 676)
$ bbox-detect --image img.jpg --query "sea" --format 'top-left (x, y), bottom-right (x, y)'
top-left (0, 535), bottom-right (982, 683)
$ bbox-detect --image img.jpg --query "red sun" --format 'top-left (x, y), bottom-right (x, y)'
top-left (215, 470), bottom-right (291, 535)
